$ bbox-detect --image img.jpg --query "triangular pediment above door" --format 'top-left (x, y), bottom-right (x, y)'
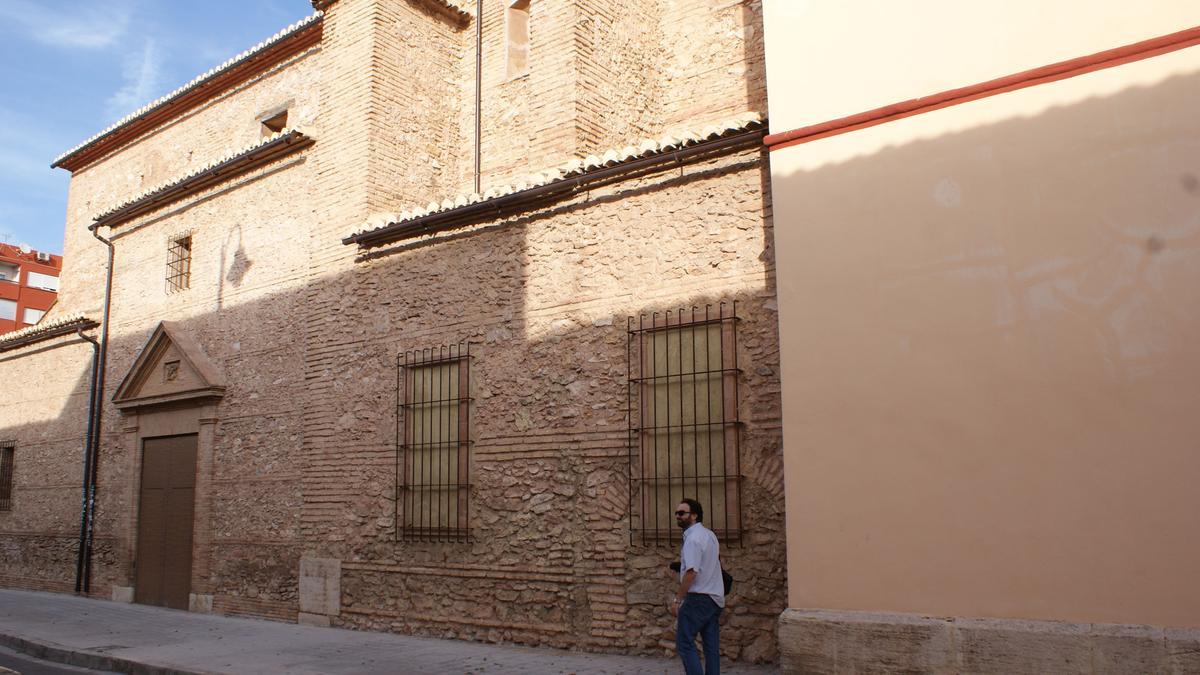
top-left (112, 321), bottom-right (225, 411)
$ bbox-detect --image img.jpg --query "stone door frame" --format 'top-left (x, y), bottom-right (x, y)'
top-left (109, 322), bottom-right (224, 611)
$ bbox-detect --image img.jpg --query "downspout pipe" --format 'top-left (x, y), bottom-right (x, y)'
top-left (73, 328), bottom-right (100, 594)
top-left (75, 224), bottom-right (115, 594)
top-left (474, 0), bottom-right (482, 194)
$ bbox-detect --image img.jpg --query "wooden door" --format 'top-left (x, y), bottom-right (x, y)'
top-left (135, 434), bottom-right (197, 610)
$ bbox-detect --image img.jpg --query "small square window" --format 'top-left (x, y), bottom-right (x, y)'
top-left (166, 235), bottom-right (192, 294)
top-left (261, 110), bottom-right (288, 136)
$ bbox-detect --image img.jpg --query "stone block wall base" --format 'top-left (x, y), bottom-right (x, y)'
top-left (299, 557), bottom-right (341, 617)
top-left (188, 594), bottom-right (213, 613)
top-left (778, 608), bottom-right (1200, 674)
top-left (298, 612), bottom-right (332, 628)
top-left (111, 586), bottom-right (134, 603)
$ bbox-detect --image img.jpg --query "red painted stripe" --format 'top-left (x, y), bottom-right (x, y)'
top-left (764, 25), bottom-right (1200, 151)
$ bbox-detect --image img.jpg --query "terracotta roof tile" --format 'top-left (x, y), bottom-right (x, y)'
top-left (350, 111), bottom-right (764, 240)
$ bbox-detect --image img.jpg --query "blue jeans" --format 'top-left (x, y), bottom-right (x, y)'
top-left (676, 593), bottom-right (721, 675)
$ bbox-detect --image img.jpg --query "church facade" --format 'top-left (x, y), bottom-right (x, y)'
top-left (0, 0), bottom-right (785, 664)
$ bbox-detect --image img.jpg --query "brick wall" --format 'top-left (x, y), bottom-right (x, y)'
top-left (0, 339), bottom-right (94, 594)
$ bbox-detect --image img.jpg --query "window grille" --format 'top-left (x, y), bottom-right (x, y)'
top-left (396, 344), bottom-right (472, 542)
top-left (0, 442), bottom-right (14, 511)
top-left (628, 303), bottom-right (741, 546)
top-left (166, 235), bottom-right (192, 293)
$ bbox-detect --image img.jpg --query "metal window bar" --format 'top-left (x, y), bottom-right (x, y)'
top-left (0, 443), bottom-right (14, 511)
top-left (396, 343), bottom-right (472, 542)
top-left (165, 236), bottom-right (192, 293)
top-left (627, 303), bottom-right (742, 546)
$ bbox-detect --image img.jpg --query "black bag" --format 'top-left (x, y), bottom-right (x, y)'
top-left (669, 562), bottom-right (734, 595)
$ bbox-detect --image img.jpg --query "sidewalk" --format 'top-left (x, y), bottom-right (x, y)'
top-left (0, 590), bottom-right (778, 674)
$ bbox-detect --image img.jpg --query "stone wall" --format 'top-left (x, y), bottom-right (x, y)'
top-left (310, 148), bottom-right (784, 661)
top-left (56, 44), bottom-right (324, 325)
top-left (0, 338), bottom-right (95, 593)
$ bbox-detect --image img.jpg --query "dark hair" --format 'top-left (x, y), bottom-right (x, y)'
top-left (680, 498), bottom-right (703, 522)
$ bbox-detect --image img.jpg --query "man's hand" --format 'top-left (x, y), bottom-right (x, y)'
top-left (671, 568), bottom-right (695, 617)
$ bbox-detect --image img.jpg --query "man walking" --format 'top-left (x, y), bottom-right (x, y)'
top-left (670, 498), bottom-right (724, 675)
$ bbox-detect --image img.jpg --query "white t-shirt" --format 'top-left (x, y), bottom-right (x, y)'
top-left (679, 522), bottom-right (725, 608)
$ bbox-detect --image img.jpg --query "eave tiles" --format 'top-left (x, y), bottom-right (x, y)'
top-left (350, 111), bottom-right (763, 240)
top-left (92, 128), bottom-right (312, 226)
top-left (0, 314), bottom-right (97, 350)
top-left (313, 0), bottom-right (470, 19)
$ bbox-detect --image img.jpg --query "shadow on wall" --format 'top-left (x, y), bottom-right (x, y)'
top-left (0, 149), bottom-right (786, 660)
top-left (773, 67), bottom-right (1200, 625)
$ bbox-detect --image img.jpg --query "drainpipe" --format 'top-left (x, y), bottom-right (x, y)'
top-left (73, 328), bottom-right (100, 594)
top-left (474, 0), bottom-right (482, 193)
top-left (74, 225), bottom-right (115, 595)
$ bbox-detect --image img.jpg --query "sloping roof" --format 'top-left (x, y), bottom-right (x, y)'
top-left (52, 13), bottom-right (324, 172)
top-left (0, 314), bottom-right (98, 352)
top-left (313, 0), bottom-right (471, 19)
top-left (345, 112), bottom-right (765, 248)
top-left (92, 128), bottom-right (314, 228)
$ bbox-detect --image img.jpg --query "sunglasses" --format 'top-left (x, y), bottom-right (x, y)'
top-left (675, 510), bottom-right (692, 517)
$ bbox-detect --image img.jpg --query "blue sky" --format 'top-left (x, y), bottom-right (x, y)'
top-left (0, 0), bottom-right (315, 255)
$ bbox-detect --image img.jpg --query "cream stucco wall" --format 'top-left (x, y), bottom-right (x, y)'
top-left (766, 1), bottom-right (1200, 629)
top-left (764, 0), bottom-right (1200, 133)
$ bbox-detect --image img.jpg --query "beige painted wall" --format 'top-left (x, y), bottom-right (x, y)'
top-left (764, 0), bottom-right (1200, 134)
top-left (766, 4), bottom-right (1200, 627)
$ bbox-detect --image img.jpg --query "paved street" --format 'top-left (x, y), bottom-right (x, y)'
top-left (0, 590), bottom-right (777, 674)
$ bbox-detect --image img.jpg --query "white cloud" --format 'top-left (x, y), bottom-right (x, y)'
top-left (105, 40), bottom-right (165, 122)
top-left (0, 0), bottom-right (131, 49)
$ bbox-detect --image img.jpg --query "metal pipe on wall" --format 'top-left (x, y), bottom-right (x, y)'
top-left (73, 328), bottom-right (100, 594)
top-left (74, 225), bottom-right (115, 594)
top-left (474, 0), bottom-right (483, 194)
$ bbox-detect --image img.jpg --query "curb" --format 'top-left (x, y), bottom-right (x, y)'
top-left (0, 632), bottom-right (210, 675)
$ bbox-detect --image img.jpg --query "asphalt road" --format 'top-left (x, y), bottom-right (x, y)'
top-left (0, 646), bottom-right (111, 675)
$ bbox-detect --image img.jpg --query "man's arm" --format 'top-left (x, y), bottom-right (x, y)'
top-left (671, 568), bottom-right (697, 616)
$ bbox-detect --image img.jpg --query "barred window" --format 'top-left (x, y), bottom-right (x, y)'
top-left (166, 235), bottom-right (192, 293)
top-left (397, 344), bottom-right (471, 542)
top-left (0, 441), bottom-right (14, 511)
top-left (629, 304), bottom-right (741, 546)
